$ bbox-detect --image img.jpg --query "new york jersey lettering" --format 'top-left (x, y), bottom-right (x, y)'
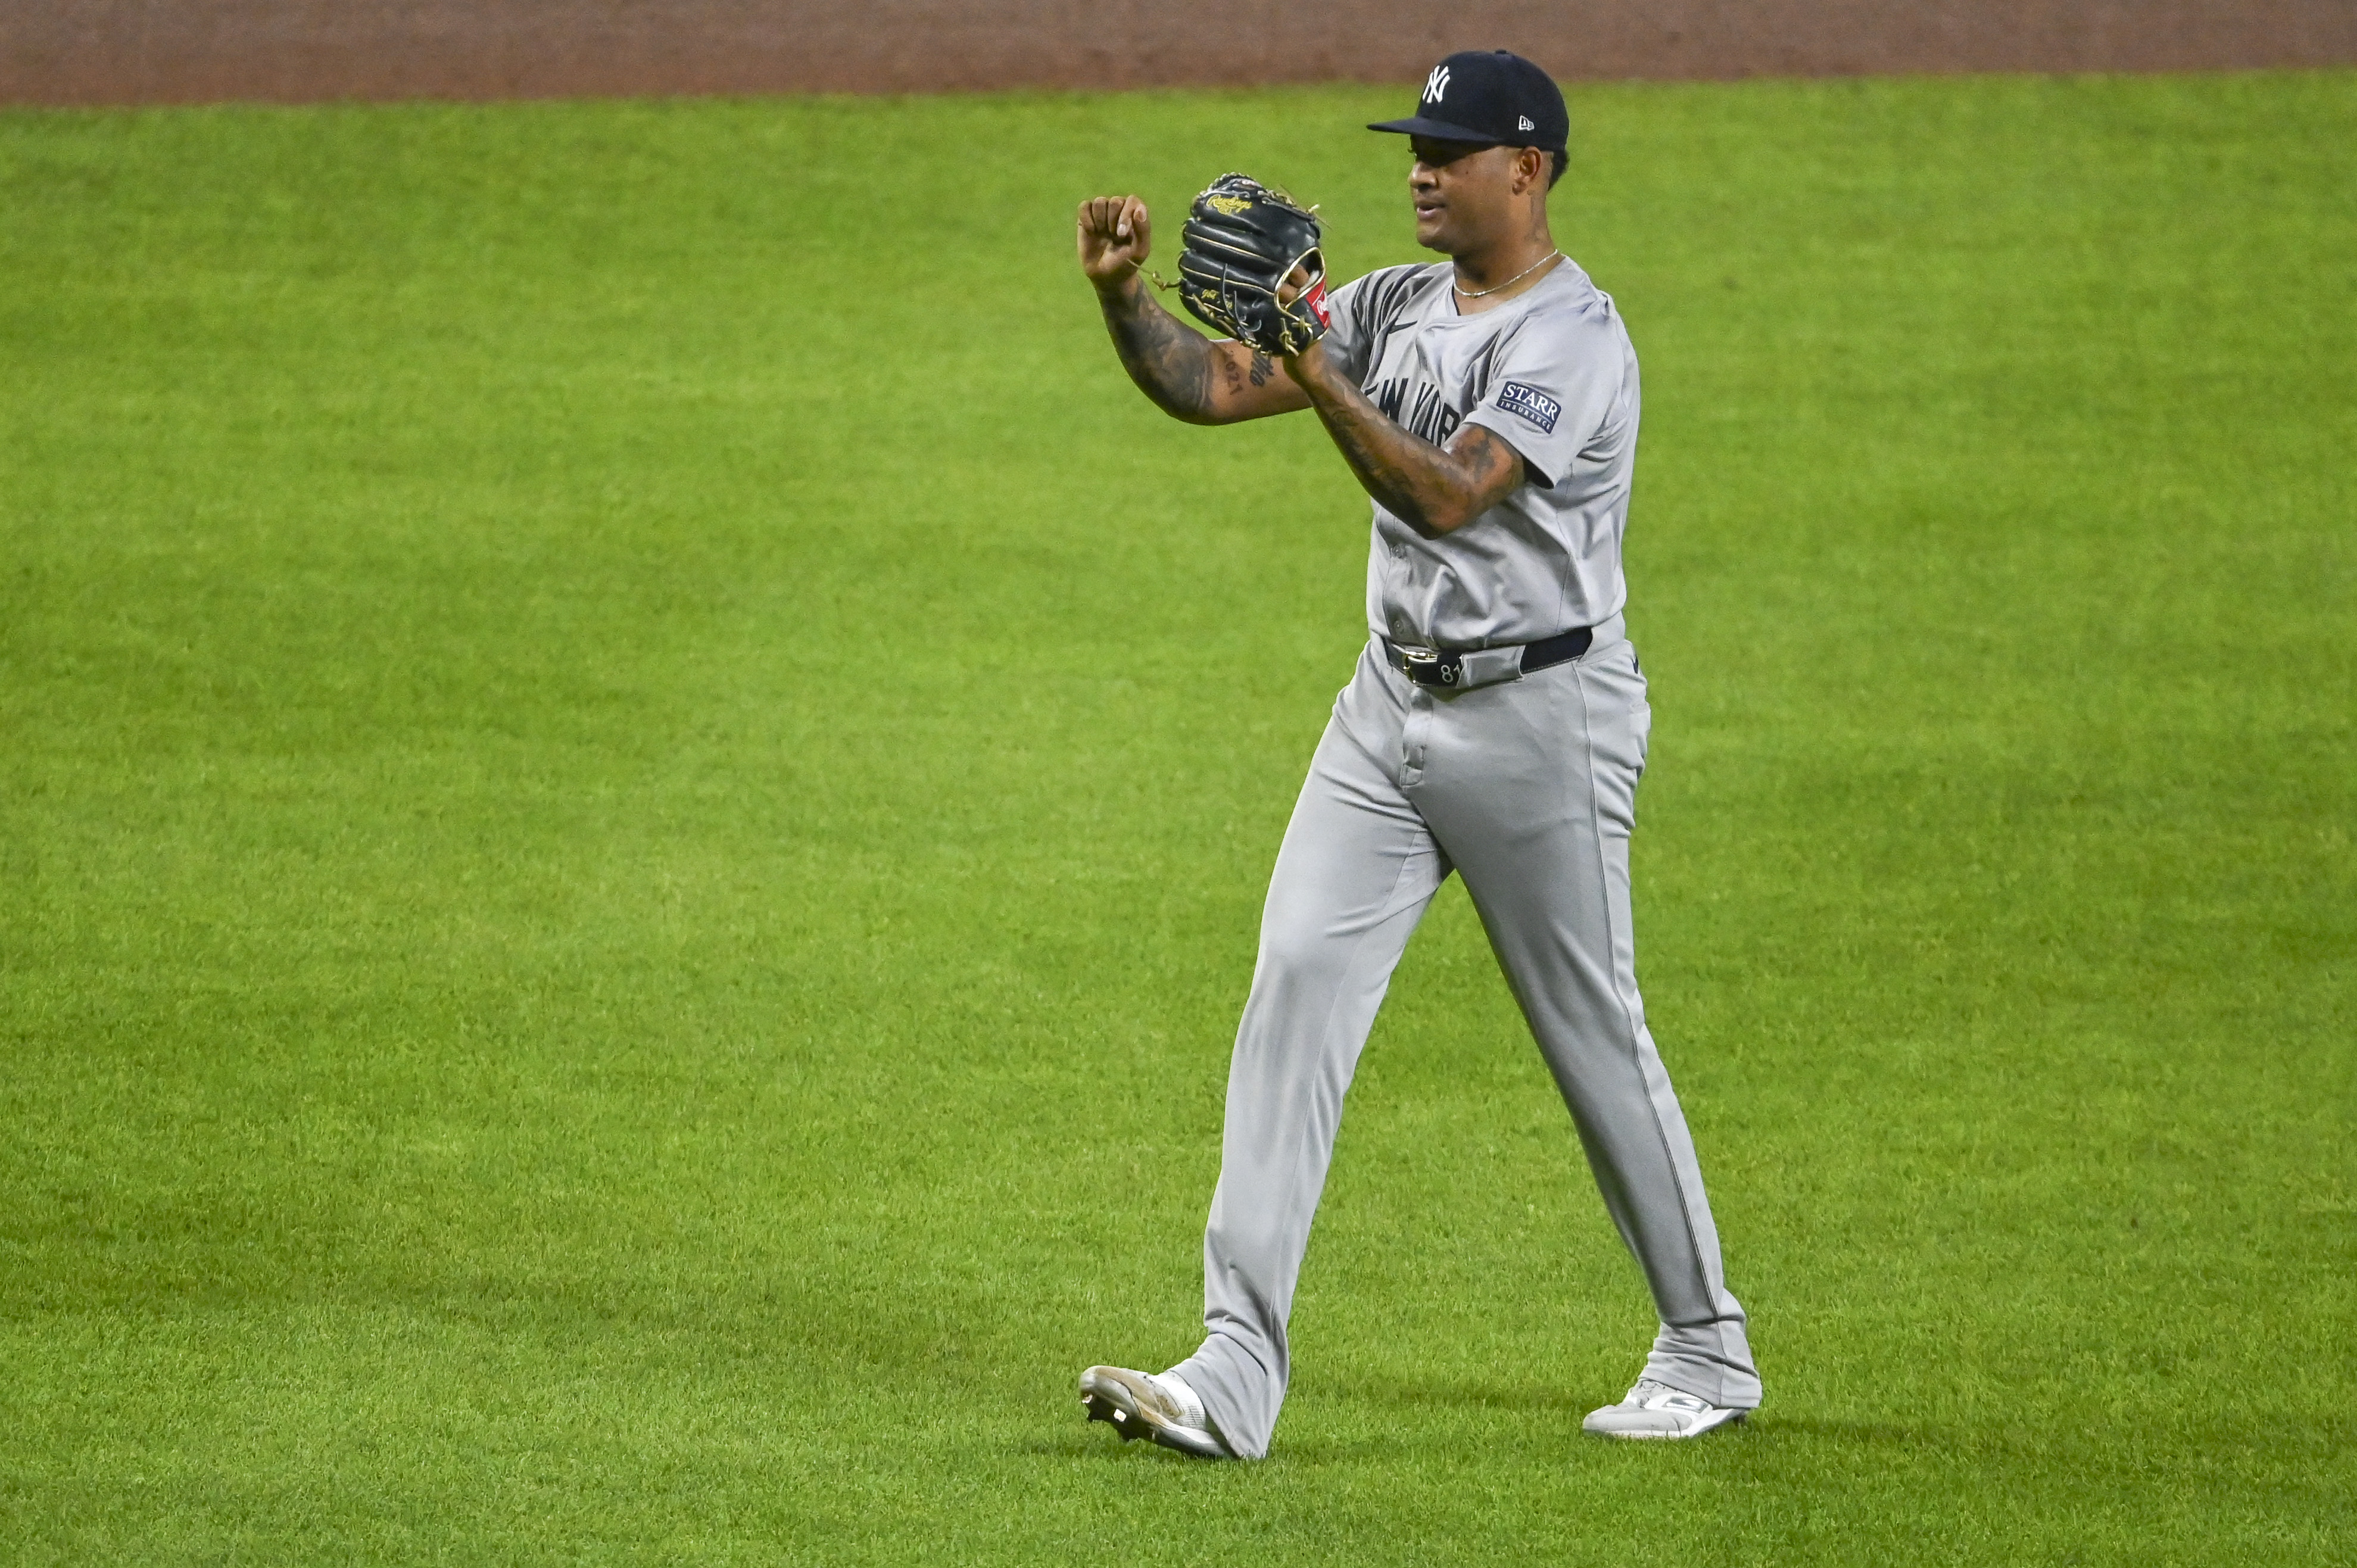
top-left (1367, 378), bottom-right (1465, 445)
top-left (1315, 257), bottom-right (1642, 647)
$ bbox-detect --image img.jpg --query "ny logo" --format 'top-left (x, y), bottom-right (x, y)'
top-left (1423, 65), bottom-right (1451, 103)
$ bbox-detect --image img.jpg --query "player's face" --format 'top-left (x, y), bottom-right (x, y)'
top-left (1408, 137), bottom-right (1521, 255)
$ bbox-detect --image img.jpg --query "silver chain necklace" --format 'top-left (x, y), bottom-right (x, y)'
top-left (1454, 249), bottom-right (1564, 300)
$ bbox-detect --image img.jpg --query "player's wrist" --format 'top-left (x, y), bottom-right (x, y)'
top-left (1282, 336), bottom-right (1335, 386)
top-left (1090, 266), bottom-right (1144, 302)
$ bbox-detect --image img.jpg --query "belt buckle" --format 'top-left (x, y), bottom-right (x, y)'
top-left (1401, 647), bottom-right (1462, 688)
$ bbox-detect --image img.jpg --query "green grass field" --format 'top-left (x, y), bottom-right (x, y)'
top-left (3, 69), bottom-right (2352, 1564)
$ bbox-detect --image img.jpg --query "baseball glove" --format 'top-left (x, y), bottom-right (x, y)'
top-left (1162, 172), bottom-right (1330, 357)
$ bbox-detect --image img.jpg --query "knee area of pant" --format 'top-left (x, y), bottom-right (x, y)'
top-left (1206, 1213), bottom-right (1298, 1265)
top-left (1250, 937), bottom-right (1360, 996)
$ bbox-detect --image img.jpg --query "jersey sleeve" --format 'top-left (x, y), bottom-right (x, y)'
top-left (1459, 306), bottom-right (1630, 489)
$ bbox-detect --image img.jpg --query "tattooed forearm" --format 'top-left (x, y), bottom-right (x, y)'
top-left (1098, 276), bottom-right (1217, 422)
top-left (1290, 347), bottom-right (1523, 536)
top-left (1095, 275), bottom-right (1308, 424)
top-left (1217, 347), bottom-right (1279, 397)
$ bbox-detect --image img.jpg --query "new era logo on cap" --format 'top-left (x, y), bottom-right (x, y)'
top-left (1370, 51), bottom-right (1570, 154)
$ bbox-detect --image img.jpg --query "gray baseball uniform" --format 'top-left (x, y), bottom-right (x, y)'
top-left (1169, 257), bottom-right (1760, 1460)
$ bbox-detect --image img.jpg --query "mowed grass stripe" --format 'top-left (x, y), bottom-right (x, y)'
top-left (2, 72), bottom-right (2352, 1565)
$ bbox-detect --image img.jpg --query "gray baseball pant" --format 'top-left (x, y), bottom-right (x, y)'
top-left (1171, 618), bottom-right (1760, 1460)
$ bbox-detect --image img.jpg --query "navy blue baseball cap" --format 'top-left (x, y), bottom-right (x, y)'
top-left (1369, 50), bottom-right (1569, 153)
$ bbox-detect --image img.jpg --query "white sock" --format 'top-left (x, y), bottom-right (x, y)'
top-left (1149, 1370), bottom-right (1208, 1429)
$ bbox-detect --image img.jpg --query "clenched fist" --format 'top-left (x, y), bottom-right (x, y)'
top-left (1076, 195), bottom-right (1153, 290)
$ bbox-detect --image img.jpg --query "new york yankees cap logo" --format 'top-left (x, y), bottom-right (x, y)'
top-left (1371, 50), bottom-right (1569, 155)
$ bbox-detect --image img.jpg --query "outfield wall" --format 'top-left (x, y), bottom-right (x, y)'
top-left (7, 0), bottom-right (2354, 107)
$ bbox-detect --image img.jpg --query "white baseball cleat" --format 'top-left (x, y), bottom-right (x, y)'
top-left (1581, 1377), bottom-right (1749, 1440)
top-left (1078, 1365), bottom-right (1230, 1458)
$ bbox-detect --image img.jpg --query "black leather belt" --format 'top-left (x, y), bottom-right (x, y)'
top-left (1382, 625), bottom-right (1594, 690)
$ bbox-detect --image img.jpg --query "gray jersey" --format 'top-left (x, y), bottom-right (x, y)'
top-left (1320, 258), bottom-right (1641, 649)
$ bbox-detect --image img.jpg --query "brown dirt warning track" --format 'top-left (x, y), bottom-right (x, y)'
top-left (5, 0), bottom-right (2355, 107)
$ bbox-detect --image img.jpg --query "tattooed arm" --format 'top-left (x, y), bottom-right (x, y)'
top-left (1094, 276), bottom-right (1311, 425)
top-left (1078, 195), bottom-right (1312, 426)
top-left (1282, 339), bottom-right (1526, 536)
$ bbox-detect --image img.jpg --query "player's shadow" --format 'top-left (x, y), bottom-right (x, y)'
top-left (1320, 1374), bottom-right (1589, 1416)
top-left (1316, 1381), bottom-right (1937, 1449)
top-left (1753, 1416), bottom-right (1931, 1445)
top-left (1023, 1413), bottom-right (1936, 1466)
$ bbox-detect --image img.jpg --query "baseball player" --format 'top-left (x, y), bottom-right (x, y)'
top-left (1070, 49), bottom-right (1761, 1460)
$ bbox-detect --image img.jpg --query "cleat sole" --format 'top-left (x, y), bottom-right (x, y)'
top-left (1076, 1366), bottom-right (1226, 1457)
top-left (1080, 1391), bottom-right (1145, 1439)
